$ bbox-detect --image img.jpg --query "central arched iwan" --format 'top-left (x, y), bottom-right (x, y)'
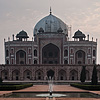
top-left (42, 43), bottom-right (60, 64)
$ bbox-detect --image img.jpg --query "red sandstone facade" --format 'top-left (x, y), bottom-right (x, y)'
top-left (0, 12), bottom-right (97, 81)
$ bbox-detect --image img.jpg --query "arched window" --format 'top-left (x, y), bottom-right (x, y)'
top-left (6, 60), bottom-right (9, 64)
top-left (75, 50), bottom-right (85, 64)
top-left (93, 60), bottom-right (95, 64)
top-left (64, 60), bottom-right (68, 64)
top-left (34, 60), bottom-right (37, 64)
top-left (6, 50), bottom-right (9, 57)
top-left (16, 50), bottom-right (26, 64)
top-left (34, 49), bottom-right (37, 56)
top-left (93, 50), bottom-right (96, 56)
top-left (64, 50), bottom-right (68, 56)
top-left (11, 48), bottom-right (14, 54)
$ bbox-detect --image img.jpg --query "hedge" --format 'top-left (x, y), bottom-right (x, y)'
top-left (0, 83), bottom-right (33, 91)
top-left (70, 83), bottom-right (100, 91)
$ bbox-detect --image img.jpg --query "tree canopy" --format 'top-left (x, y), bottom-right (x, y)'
top-left (80, 66), bottom-right (86, 83)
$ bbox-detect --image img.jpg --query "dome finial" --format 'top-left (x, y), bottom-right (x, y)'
top-left (50, 7), bottom-right (52, 15)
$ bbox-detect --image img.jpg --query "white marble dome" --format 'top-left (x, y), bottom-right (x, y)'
top-left (33, 13), bottom-right (68, 35)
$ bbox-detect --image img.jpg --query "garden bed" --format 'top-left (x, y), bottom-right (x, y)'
top-left (70, 83), bottom-right (100, 91)
top-left (0, 83), bottom-right (33, 91)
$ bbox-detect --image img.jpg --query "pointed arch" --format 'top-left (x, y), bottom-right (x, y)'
top-left (35, 70), bottom-right (44, 80)
top-left (6, 60), bottom-right (9, 64)
top-left (12, 70), bottom-right (20, 80)
top-left (34, 60), bottom-right (37, 64)
top-left (23, 70), bottom-right (32, 80)
top-left (6, 50), bottom-right (9, 57)
top-left (42, 43), bottom-right (60, 64)
top-left (34, 49), bottom-right (37, 56)
top-left (58, 70), bottom-right (66, 80)
top-left (93, 50), bottom-right (96, 56)
top-left (16, 50), bottom-right (26, 64)
top-left (64, 50), bottom-right (68, 56)
top-left (47, 69), bottom-right (55, 79)
top-left (1, 70), bottom-right (8, 80)
top-left (64, 60), bottom-right (68, 64)
top-left (75, 50), bottom-right (85, 64)
top-left (69, 69), bottom-right (78, 80)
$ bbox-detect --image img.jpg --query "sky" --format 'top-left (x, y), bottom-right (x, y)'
top-left (0, 0), bottom-right (100, 64)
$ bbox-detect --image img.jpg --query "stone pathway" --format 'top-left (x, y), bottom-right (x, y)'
top-left (53, 85), bottom-right (88, 92)
top-left (15, 85), bottom-right (49, 92)
top-left (0, 85), bottom-right (100, 100)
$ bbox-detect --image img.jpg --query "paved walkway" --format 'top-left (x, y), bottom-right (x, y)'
top-left (0, 85), bottom-right (100, 100)
top-left (15, 85), bottom-right (49, 92)
top-left (53, 85), bottom-right (87, 92)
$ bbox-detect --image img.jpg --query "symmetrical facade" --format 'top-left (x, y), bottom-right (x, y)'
top-left (0, 11), bottom-right (98, 81)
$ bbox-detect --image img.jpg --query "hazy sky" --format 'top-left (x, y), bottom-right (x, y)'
top-left (0, 0), bottom-right (100, 64)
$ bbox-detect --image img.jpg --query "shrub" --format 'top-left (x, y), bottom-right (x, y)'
top-left (80, 66), bottom-right (86, 83)
top-left (70, 83), bottom-right (100, 91)
top-left (91, 65), bottom-right (98, 85)
top-left (0, 77), bottom-right (3, 84)
top-left (0, 83), bottom-right (33, 91)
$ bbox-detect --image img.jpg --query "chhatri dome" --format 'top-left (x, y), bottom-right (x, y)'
top-left (34, 9), bottom-right (68, 35)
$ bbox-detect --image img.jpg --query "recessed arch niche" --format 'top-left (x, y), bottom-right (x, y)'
top-left (75, 50), bottom-right (85, 64)
top-left (42, 43), bottom-right (60, 64)
top-left (16, 50), bottom-right (26, 64)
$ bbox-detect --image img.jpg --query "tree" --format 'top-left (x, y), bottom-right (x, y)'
top-left (91, 65), bottom-right (98, 85)
top-left (80, 66), bottom-right (86, 83)
top-left (0, 77), bottom-right (3, 84)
